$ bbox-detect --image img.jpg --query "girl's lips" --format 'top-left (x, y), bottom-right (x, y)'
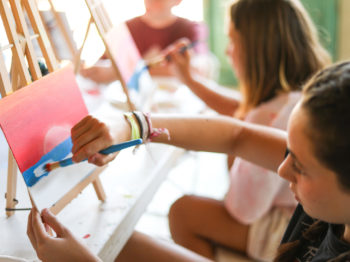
top-left (294, 194), bottom-right (300, 202)
top-left (289, 183), bottom-right (300, 202)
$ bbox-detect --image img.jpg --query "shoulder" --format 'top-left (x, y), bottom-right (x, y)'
top-left (280, 204), bottom-right (315, 244)
top-left (126, 16), bottom-right (144, 28)
top-left (173, 17), bottom-right (207, 33)
top-left (245, 91), bottom-right (301, 128)
top-left (174, 16), bottom-right (195, 25)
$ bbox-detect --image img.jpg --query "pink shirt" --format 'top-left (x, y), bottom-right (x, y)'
top-left (224, 92), bottom-right (300, 224)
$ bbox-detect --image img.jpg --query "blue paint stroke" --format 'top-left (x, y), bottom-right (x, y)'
top-left (127, 60), bottom-right (148, 92)
top-left (23, 137), bottom-right (72, 187)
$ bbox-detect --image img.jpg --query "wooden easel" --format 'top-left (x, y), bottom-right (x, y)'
top-left (76, 0), bottom-right (136, 111)
top-left (0, 0), bottom-right (106, 217)
top-left (38, 0), bottom-right (78, 62)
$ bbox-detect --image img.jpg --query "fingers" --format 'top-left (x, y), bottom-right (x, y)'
top-left (71, 115), bottom-right (95, 143)
top-left (73, 133), bottom-right (114, 162)
top-left (88, 152), bottom-right (119, 166)
top-left (79, 66), bottom-right (93, 78)
top-left (71, 116), bottom-right (114, 162)
top-left (27, 209), bottom-right (37, 249)
top-left (166, 38), bottom-right (190, 53)
top-left (165, 38), bottom-right (191, 61)
top-left (171, 50), bottom-right (189, 64)
top-left (30, 208), bottom-right (49, 245)
top-left (171, 38), bottom-right (191, 54)
top-left (41, 209), bottom-right (68, 238)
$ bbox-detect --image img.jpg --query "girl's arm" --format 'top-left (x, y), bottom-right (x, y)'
top-left (71, 114), bottom-right (287, 173)
top-left (182, 76), bottom-right (240, 116)
top-left (151, 115), bottom-right (287, 172)
top-left (167, 40), bottom-right (240, 116)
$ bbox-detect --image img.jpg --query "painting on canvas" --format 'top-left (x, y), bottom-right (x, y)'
top-left (105, 22), bottom-right (154, 93)
top-left (0, 66), bottom-right (96, 211)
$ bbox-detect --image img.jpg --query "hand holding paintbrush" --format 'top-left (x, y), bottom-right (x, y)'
top-left (156, 38), bottom-right (199, 84)
top-left (127, 39), bottom-right (198, 87)
top-left (44, 139), bottom-right (142, 172)
top-left (145, 40), bottom-right (198, 70)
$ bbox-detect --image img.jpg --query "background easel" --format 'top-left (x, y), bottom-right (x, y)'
top-left (75, 0), bottom-right (136, 111)
top-left (38, 0), bottom-right (78, 62)
top-left (0, 0), bottom-right (106, 216)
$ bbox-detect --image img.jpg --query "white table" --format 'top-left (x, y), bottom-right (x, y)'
top-left (0, 142), bottom-right (183, 262)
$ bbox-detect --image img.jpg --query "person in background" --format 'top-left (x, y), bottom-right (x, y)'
top-left (80, 0), bottom-right (209, 83)
top-left (164, 0), bottom-right (330, 260)
top-left (28, 61), bottom-right (350, 261)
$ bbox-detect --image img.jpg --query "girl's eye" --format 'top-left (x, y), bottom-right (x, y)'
top-left (291, 160), bottom-right (304, 175)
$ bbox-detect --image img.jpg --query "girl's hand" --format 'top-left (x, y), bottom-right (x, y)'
top-left (80, 64), bottom-right (118, 84)
top-left (27, 208), bottom-right (101, 262)
top-left (166, 38), bottom-right (194, 84)
top-left (71, 115), bottom-right (130, 166)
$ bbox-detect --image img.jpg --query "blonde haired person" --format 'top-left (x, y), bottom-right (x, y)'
top-left (165, 0), bottom-right (330, 260)
top-left (80, 0), bottom-right (209, 83)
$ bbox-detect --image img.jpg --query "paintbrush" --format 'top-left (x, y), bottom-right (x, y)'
top-left (44, 138), bottom-right (143, 172)
top-left (145, 40), bottom-right (198, 69)
top-left (127, 41), bottom-right (198, 90)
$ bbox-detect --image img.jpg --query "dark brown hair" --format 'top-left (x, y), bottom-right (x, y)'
top-left (229, 0), bottom-right (331, 117)
top-left (302, 61), bottom-right (350, 191)
top-left (274, 61), bottom-right (350, 261)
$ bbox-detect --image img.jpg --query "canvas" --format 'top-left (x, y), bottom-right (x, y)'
top-left (0, 66), bottom-right (96, 211)
top-left (105, 22), bottom-right (154, 94)
top-left (39, 10), bottom-right (77, 61)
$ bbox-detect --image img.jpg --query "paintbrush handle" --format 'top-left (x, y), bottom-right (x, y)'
top-left (59, 139), bottom-right (143, 167)
top-left (179, 40), bottom-right (197, 54)
top-left (99, 138), bottom-right (143, 154)
top-left (147, 41), bottom-right (198, 68)
top-left (60, 158), bottom-right (74, 167)
top-left (165, 40), bottom-right (198, 61)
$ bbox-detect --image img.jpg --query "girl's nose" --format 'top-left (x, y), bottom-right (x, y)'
top-left (278, 156), bottom-right (297, 183)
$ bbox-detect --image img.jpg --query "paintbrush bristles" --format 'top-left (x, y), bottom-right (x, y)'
top-left (146, 57), bottom-right (164, 69)
top-left (45, 162), bottom-right (61, 172)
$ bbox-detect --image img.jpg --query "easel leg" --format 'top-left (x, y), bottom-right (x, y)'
top-left (92, 177), bottom-right (106, 201)
top-left (74, 17), bottom-right (92, 74)
top-left (6, 150), bottom-right (18, 217)
top-left (10, 58), bottom-right (21, 91)
top-left (50, 166), bottom-right (108, 215)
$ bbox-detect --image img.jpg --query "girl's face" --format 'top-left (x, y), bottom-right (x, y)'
top-left (278, 103), bottom-right (350, 224)
top-left (226, 22), bottom-right (245, 80)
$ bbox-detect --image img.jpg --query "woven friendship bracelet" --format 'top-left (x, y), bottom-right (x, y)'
top-left (144, 113), bottom-right (170, 141)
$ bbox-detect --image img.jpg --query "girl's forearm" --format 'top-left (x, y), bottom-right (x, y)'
top-left (184, 77), bottom-right (240, 116)
top-left (150, 115), bottom-right (241, 153)
top-left (149, 115), bottom-right (286, 172)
